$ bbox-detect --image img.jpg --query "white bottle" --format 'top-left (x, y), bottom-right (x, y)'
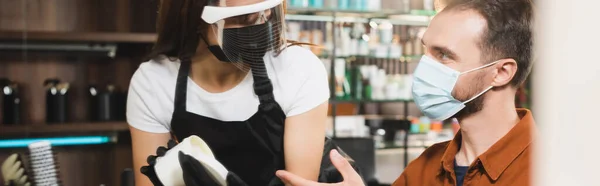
top-left (368, 0), bottom-right (381, 11)
top-left (424, 0), bottom-right (434, 11)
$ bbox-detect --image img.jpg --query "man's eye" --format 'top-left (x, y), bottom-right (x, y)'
top-left (434, 51), bottom-right (449, 61)
top-left (441, 53), bottom-right (450, 61)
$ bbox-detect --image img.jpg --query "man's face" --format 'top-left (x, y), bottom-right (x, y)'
top-left (421, 9), bottom-right (493, 118)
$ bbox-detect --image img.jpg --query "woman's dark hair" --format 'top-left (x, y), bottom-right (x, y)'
top-left (146, 0), bottom-right (206, 61)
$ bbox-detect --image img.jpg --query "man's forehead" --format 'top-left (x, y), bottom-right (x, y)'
top-left (423, 9), bottom-right (487, 48)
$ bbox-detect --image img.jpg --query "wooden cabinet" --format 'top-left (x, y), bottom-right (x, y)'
top-left (0, 0), bottom-right (159, 185)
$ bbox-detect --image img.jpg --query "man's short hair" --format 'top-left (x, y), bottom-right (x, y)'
top-left (446, 0), bottom-right (534, 87)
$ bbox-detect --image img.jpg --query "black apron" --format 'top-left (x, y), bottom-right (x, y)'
top-left (170, 59), bottom-right (286, 186)
top-left (169, 59), bottom-right (363, 186)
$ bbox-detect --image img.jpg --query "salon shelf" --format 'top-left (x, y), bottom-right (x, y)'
top-left (285, 8), bottom-right (434, 26)
top-left (286, 14), bottom-right (430, 26)
top-left (287, 8), bottom-right (436, 17)
top-left (331, 99), bottom-right (413, 104)
top-left (0, 31), bottom-right (157, 43)
top-left (0, 122), bottom-right (130, 137)
top-left (343, 55), bottom-right (423, 61)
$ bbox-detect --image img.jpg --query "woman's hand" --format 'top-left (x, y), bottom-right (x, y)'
top-left (276, 150), bottom-right (365, 186)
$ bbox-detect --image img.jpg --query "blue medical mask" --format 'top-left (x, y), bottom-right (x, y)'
top-left (412, 55), bottom-right (499, 121)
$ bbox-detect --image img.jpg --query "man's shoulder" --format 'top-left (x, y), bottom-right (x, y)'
top-left (405, 141), bottom-right (450, 172)
top-left (393, 141), bottom-right (451, 186)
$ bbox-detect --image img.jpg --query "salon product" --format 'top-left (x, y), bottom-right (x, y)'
top-left (358, 36), bottom-right (370, 56)
top-left (430, 120), bottom-right (443, 132)
top-left (287, 22), bottom-right (301, 42)
top-left (404, 40), bottom-right (414, 56)
top-left (360, 65), bottom-right (372, 100)
top-left (367, 0), bottom-right (381, 11)
top-left (410, 118), bottom-right (420, 134)
top-left (324, 0), bottom-right (337, 9)
top-left (378, 21), bottom-right (394, 45)
top-left (402, 74), bottom-right (414, 100)
top-left (419, 116), bottom-right (431, 133)
top-left (120, 169), bottom-right (135, 186)
top-left (44, 79), bottom-right (70, 124)
top-left (89, 84), bottom-right (121, 122)
top-left (349, 0), bottom-right (364, 10)
top-left (28, 141), bottom-right (60, 186)
top-left (390, 35), bottom-right (403, 58)
top-left (1, 79), bottom-right (21, 125)
top-left (413, 28), bottom-right (425, 55)
top-left (424, 0), bottom-right (434, 11)
top-left (351, 65), bottom-right (363, 100)
top-left (334, 59), bottom-right (347, 99)
top-left (384, 75), bottom-right (400, 100)
top-left (394, 130), bottom-right (406, 147)
top-left (289, 0), bottom-right (309, 7)
top-left (374, 45), bottom-right (389, 59)
top-left (309, 0), bottom-right (324, 8)
top-left (338, 0), bottom-right (349, 10)
top-left (344, 63), bottom-right (353, 99)
top-left (402, 0), bottom-right (410, 13)
top-left (370, 68), bottom-right (386, 100)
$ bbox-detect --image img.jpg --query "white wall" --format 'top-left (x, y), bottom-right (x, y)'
top-left (533, 0), bottom-right (600, 185)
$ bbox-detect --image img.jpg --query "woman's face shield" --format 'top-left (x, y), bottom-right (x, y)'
top-left (201, 0), bottom-right (286, 72)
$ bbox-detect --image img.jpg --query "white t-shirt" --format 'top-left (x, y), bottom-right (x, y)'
top-left (127, 46), bottom-right (330, 133)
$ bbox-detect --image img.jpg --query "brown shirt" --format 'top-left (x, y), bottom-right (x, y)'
top-left (393, 109), bottom-right (536, 186)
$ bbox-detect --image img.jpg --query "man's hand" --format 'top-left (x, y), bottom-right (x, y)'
top-left (276, 150), bottom-right (364, 186)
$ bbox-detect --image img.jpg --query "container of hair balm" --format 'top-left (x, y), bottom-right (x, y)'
top-left (154, 135), bottom-right (228, 186)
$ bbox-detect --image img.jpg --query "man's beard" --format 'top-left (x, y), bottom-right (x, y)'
top-left (452, 72), bottom-right (487, 120)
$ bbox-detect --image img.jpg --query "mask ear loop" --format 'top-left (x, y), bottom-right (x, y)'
top-left (463, 86), bottom-right (494, 104)
top-left (460, 60), bottom-right (501, 104)
top-left (460, 60), bottom-right (500, 75)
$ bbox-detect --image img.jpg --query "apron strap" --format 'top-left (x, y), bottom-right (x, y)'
top-left (170, 59), bottom-right (192, 142)
top-left (173, 59), bottom-right (191, 113)
top-left (250, 60), bottom-right (277, 111)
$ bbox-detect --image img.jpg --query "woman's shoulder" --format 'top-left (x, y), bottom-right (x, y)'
top-left (130, 56), bottom-right (180, 100)
top-left (137, 56), bottom-right (181, 78)
top-left (132, 56), bottom-right (180, 87)
top-left (267, 46), bottom-right (325, 75)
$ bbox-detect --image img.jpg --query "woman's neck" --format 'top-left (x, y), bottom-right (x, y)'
top-left (189, 50), bottom-right (248, 93)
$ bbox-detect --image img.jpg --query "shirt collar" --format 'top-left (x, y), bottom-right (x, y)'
top-left (440, 109), bottom-right (536, 180)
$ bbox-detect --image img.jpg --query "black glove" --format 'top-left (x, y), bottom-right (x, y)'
top-left (317, 138), bottom-right (365, 184)
top-left (140, 140), bottom-right (177, 186)
top-left (178, 152), bottom-right (249, 186)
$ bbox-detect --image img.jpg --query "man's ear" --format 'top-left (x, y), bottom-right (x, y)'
top-left (491, 59), bottom-right (518, 87)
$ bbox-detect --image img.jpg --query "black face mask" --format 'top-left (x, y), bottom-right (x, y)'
top-left (205, 22), bottom-right (278, 63)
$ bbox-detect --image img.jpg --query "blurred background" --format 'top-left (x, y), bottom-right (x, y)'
top-left (0, 0), bottom-right (535, 185)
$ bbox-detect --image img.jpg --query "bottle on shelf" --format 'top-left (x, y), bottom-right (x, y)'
top-left (334, 59), bottom-right (346, 99)
top-left (44, 79), bottom-right (70, 124)
top-left (1, 78), bottom-right (21, 125)
top-left (419, 116), bottom-right (431, 133)
top-left (350, 62), bottom-right (363, 100)
top-left (338, 0), bottom-right (350, 10)
top-left (410, 118), bottom-right (420, 134)
top-left (309, 0), bottom-right (324, 8)
top-left (424, 0), bottom-right (434, 11)
top-left (430, 120), bottom-right (443, 132)
top-left (289, 0), bottom-right (309, 8)
top-left (360, 65), bottom-right (372, 100)
top-left (367, 0), bottom-right (381, 11)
